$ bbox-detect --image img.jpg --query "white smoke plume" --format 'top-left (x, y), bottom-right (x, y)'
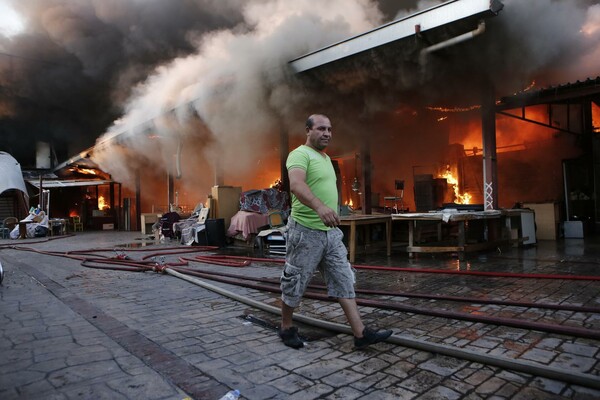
top-left (92, 0), bottom-right (385, 191)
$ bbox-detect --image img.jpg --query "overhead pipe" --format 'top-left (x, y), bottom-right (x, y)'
top-left (421, 20), bottom-right (486, 57)
top-left (175, 138), bottom-right (182, 179)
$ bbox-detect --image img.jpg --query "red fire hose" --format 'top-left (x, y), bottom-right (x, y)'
top-left (4, 243), bottom-right (600, 390)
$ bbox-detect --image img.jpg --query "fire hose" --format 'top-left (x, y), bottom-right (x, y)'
top-left (174, 264), bottom-right (600, 313)
top-left (165, 267), bottom-right (600, 390)
top-left (4, 245), bottom-right (600, 389)
top-left (13, 244), bottom-right (600, 333)
top-left (173, 253), bottom-right (600, 281)
top-left (166, 264), bottom-right (600, 340)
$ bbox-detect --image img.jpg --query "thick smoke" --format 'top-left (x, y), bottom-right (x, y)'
top-left (92, 0), bottom-right (386, 191)
top-left (0, 0), bottom-right (246, 164)
top-left (1, 0), bottom-right (598, 207)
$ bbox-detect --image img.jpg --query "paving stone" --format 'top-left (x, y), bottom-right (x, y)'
top-left (475, 376), bottom-right (506, 395)
top-left (270, 372), bottom-right (314, 394)
top-left (3, 232), bottom-right (600, 400)
top-left (443, 377), bottom-right (476, 394)
top-left (398, 370), bottom-right (443, 394)
top-left (286, 383), bottom-right (334, 400)
top-left (553, 352), bottom-right (597, 372)
top-left (105, 374), bottom-right (184, 399)
top-left (560, 342), bottom-right (599, 357)
top-left (295, 359), bottom-right (353, 380)
top-left (511, 387), bottom-right (566, 400)
top-left (0, 370), bottom-right (46, 388)
top-left (350, 371), bottom-right (388, 391)
top-left (464, 369), bottom-right (495, 386)
top-left (418, 385), bottom-right (462, 400)
top-left (352, 356), bottom-right (391, 373)
top-left (321, 369), bottom-right (367, 388)
top-left (419, 355), bottom-right (467, 376)
top-left (531, 376), bottom-right (568, 395)
top-left (60, 382), bottom-right (129, 400)
top-left (244, 365), bottom-right (288, 384)
top-left (29, 358), bottom-right (69, 373)
top-left (363, 385), bottom-right (418, 399)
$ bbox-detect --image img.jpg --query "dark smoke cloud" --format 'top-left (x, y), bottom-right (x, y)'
top-left (1, 0), bottom-right (597, 187)
top-left (0, 0), bottom-right (246, 165)
top-left (0, 0), bottom-right (415, 169)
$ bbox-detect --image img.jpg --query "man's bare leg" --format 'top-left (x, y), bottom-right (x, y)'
top-left (279, 302), bottom-right (304, 348)
top-left (339, 297), bottom-right (393, 348)
top-left (281, 302), bottom-right (295, 330)
top-left (338, 298), bottom-right (365, 337)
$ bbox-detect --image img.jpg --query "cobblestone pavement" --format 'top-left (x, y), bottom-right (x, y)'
top-left (1, 231), bottom-right (599, 399)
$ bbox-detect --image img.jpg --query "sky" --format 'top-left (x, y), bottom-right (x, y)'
top-left (0, 1), bottom-right (24, 37)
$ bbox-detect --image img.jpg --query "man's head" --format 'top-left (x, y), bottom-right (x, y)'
top-left (305, 114), bottom-right (332, 151)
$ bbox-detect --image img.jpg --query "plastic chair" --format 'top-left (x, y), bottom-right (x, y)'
top-left (0, 221), bottom-right (9, 239)
top-left (267, 211), bottom-right (285, 228)
top-left (255, 211), bottom-right (287, 255)
top-left (383, 180), bottom-right (405, 213)
top-left (1, 217), bottom-right (18, 239)
top-left (72, 216), bottom-right (83, 232)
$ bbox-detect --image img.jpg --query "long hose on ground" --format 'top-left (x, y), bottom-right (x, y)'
top-left (165, 267), bottom-right (600, 390)
top-left (184, 253), bottom-right (600, 281)
top-left (177, 264), bottom-right (600, 313)
top-left (169, 265), bottom-right (600, 340)
top-left (5, 244), bottom-right (600, 389)
top-left (10, 245), bottom-right (600, 338)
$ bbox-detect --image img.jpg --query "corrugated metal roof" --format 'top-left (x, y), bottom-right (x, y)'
top-left (496, 76), bottom-right (600, 110)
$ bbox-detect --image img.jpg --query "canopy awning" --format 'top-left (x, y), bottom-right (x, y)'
top-left (26, 179), bottom-right (114, 189)
top-left (0, 151), bottom-right (29, 200)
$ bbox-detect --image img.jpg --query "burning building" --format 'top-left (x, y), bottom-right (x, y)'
top-left (2, 0), bottom-right (599, 235)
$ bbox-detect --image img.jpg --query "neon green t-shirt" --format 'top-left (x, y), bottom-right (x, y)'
top-left (286, 145), bottom-right (338, 231)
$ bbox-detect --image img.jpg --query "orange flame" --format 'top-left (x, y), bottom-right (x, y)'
top-left (270, 179), bottom-right (283, 190)
top-left (98, 196), bottom-right (107, 210)
top-left (439, 170), bottom-right (471, 204)
top-left (70, 167), bottom-right (98, 175)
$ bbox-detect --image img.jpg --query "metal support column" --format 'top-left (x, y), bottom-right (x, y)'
top-left (135, 169), bottom-right (141, 231)
top-left (482, 82), bottom-right (498, 210)
top-left (167, 171), bottom-right (175, 209)
top-left (360, 131), bottom-right (372, 214)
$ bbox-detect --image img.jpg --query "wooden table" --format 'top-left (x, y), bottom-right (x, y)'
top-left (392, 210), bottom-right (507, 260)
top-left (339, 214), bottom-right (392, 263)
top-left (18, 220), bottom-right (33, 239)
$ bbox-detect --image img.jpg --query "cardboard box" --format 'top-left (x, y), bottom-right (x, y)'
top-left (102, 223), bottom-right (114, 230)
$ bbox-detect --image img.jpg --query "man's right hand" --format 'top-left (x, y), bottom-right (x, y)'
top-left (317, 205), bottom-right (340, 227)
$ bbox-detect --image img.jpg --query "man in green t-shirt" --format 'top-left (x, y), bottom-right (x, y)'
top-left (279, 114), bottom-right (392, 349)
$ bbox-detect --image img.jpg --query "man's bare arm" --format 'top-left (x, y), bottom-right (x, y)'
top-left (288, 168), bottom-right (340, 227)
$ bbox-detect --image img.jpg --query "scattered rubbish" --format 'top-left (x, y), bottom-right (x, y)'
top-left (218, 389), bottom-right (240, 400)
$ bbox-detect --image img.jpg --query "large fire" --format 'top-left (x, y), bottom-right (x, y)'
top-left (439, 170), bottom-right (471, 204)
